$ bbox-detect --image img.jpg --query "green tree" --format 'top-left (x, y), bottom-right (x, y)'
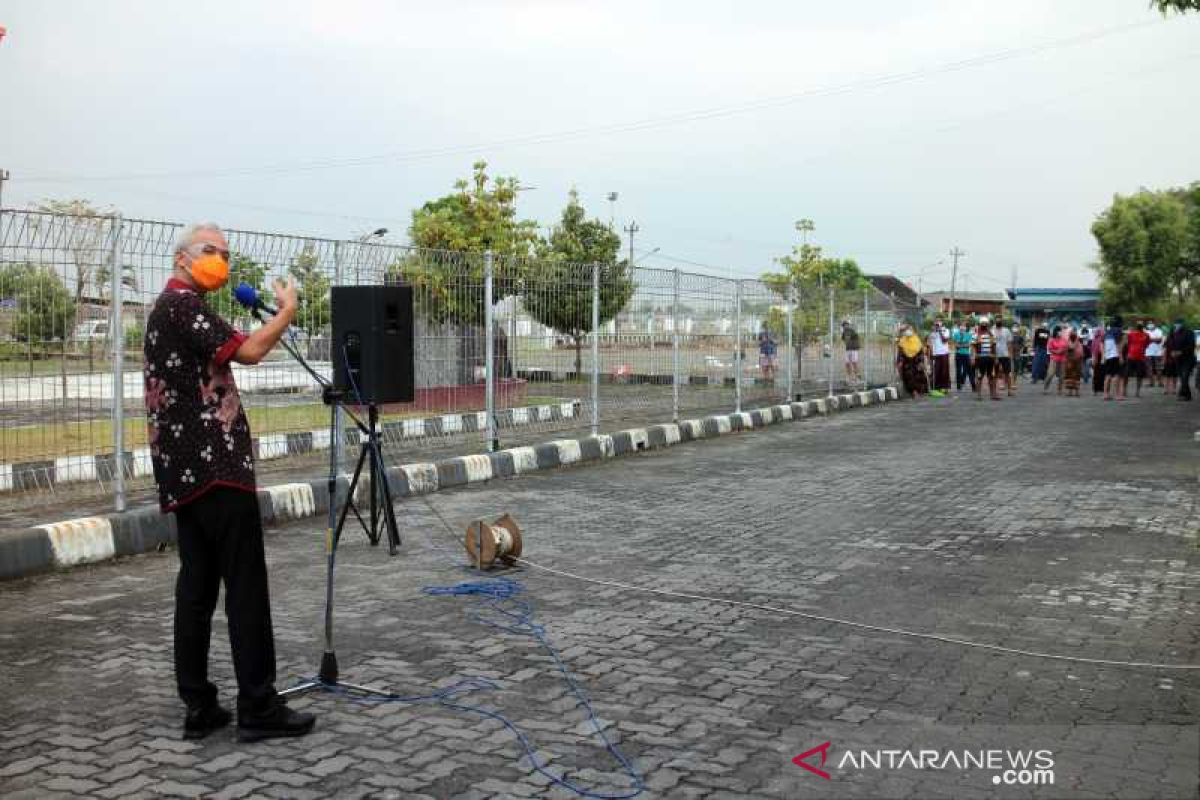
top-left (391, 161), bottom-right (540, 324)
top-left (762, 225), bottom-right (868, 341)
top-left (289, 245), bottom-right (331, 336)
top-left (524, 190), bottom-right (634, 374)
top-left (1151, 0), bottom-right (1200, 13)
top-left (760, 222), bottom-right (871, 378)
top-left (1092, 189), bottom-right (1192, 311)
top-left (763, 306), bottom-right (788, 337)
top-left (0, 263), bottom-right (77, 342)
top-left (1171, 182), bottom-right (1200, 298)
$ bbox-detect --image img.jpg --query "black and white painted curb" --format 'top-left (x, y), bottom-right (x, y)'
top-left (0, 387), bottom-right (898, 581)
top-left (0, 400), bottom-right (583, 495)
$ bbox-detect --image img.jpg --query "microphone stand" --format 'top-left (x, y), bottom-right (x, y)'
top-left (246, 307), bottom-right (397, 698)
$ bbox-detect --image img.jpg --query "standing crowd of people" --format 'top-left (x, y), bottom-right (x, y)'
top-left (894, 316), bottom-right (1197, 402)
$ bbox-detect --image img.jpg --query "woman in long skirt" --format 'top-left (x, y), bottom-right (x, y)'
top-left (896, 325), bottom-right (929, 398)
top-left (1090, 324), bottom-right (1106, 394)
top-left (1063, 331), bottom-right (1084, 396)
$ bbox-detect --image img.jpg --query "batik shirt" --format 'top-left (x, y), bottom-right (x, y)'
top-left (143, 278), bottom-right (253, 512)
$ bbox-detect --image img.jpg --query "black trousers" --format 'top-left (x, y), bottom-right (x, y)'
top-left (174, 487), bottom-right (277, 713)
top-left (954, 354), bottom-right (975, 390)
top-left (1180, 360), bottom-right (1196, 400)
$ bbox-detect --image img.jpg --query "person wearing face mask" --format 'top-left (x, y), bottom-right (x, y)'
top-left (1164, 319), bottom-right (1195, 401)
top-left (143, 222), bottom-right (315, 743)
top-left (895, 323), bottom-right (929, 398)
top-left (950, 319), bottom-right (975, 392)
top-left (1030, 322), bottom-right (1051, 382)
top-left (925, 319), bottom-right (951, 392)
top-left (1145, 320), bottom-right (1164, 388)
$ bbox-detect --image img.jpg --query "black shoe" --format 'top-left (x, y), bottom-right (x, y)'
top-left (237, 701), bottom-right (315, 743)
top-left (183, 703), bottom-right (232, 740)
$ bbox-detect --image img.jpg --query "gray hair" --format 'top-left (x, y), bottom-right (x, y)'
top-left (173, 221), bottom-right (223, 255)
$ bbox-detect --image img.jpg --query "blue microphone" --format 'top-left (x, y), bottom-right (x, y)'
top-left (233, 282), bottom-right (277, 316)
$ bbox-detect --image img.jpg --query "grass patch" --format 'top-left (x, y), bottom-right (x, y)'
top-left (0, 396), bottom-right (571, 463)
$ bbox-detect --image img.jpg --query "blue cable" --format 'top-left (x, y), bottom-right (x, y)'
top-left (306, 347), bottom-right (643, 798)
top-left (421, 576), bottom-right (644, 799)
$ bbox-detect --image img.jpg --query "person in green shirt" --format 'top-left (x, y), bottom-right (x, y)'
top-left (950, 320), bottom-right (976, 391)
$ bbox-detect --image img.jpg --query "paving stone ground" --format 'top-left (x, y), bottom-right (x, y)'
top-left (1, 386), bottom-right (1198, 799)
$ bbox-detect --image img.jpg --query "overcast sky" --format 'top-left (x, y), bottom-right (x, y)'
top-left (1, 1), bottom-right (1197, 290)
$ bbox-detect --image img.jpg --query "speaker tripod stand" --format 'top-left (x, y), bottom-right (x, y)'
top-left (281, 387), bottom-right (400, 698)
top-left (337, 401), bottom-right (401, 555)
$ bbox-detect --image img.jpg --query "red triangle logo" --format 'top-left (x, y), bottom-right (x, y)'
top-left (792, 741), bottom-right (832, 780)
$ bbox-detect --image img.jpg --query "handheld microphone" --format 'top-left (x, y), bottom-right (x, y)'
top-left (233, 282), bottom-right (278, 316)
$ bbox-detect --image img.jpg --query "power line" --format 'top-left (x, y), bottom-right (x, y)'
top-left (10, 42), bottom-right (1194, 235)
top-left (15, 18), bottom-right (1169, 185)
top-left (636, 248), bottom-right (758, 276)
top-left (17, 182), bottom-right (405, 227)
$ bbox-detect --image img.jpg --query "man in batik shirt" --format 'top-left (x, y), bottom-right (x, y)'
top-left (144, 221), bottom-right (314, 742)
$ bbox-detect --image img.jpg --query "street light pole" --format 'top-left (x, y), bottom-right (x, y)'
top-left (351, 228), bottom-right (387, 284)
top-left (948, 247), bottom-right (965, 320)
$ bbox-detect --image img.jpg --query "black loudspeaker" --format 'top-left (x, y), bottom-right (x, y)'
top-left (331, 285), bottom-right (414, 404)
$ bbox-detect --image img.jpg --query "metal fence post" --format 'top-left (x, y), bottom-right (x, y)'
top-left (509, 290), bottom-right (518, 378)
top-left (785, 283), bottom-right (794, 402)
top-left (332, 240), bottom-right (345, 472)
top-left (734, 279), bottom-right (743, 413)
top-left (796, 284), bottom-right (803, 396)
top-left (863, 286), bottom-right (870, 386)
top-left (110, 215), bottom-right (126, 512)
top-left (484, 249), bottom-right (496, 451)
top-left (827, 287), bottom-right (835, 397)
top-left (672, 268), bottom-right (680, 422)
top-left (590, 262), bottom-right (600, 436)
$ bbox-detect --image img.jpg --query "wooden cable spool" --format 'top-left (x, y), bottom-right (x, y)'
top-left (464, 513), bottom-right (523, 569)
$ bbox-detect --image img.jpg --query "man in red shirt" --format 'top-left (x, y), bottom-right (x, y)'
top-left (1123, 321), bottom-right (1151, 398)
top-left (144, 222), bottom-right (315, 742)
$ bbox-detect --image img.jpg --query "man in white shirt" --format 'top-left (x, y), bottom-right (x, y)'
top-left (994, 318), bottom-right (1015, 396)
top-left (1146, 321), bottom-right (1165, 388)
top-left (926, 319), bottom-right (952, 391)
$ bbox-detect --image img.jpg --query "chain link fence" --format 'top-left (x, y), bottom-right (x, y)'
top-left (0, 208), bottom-right (902, 512)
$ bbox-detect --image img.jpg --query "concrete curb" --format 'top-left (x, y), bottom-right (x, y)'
top-left (0, 387), bottom-right (899, 581)
top-left (0, 400), bottom-right (584, 497)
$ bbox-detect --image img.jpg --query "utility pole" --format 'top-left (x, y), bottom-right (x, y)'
top-left (607, 192), bottom-right (618, 230)
top-left (1009, 264), bottom-right (1019, 326)
top-left (624, 220), bottom-right (639, 265)
top-left (0, 169), bottom-right (10, 210)
top-left (948, 247), bottom-right (964, 320)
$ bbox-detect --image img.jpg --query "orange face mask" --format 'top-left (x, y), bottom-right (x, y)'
top-left (187, 253), bottom-right (230, 292)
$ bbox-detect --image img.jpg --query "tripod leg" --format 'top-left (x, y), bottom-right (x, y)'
top-left (337, 442), bottom-right (373, 546)
top-left (368, 440), bottom-right (379, 547)
top-left (370, 440), bottom-right (402, 555)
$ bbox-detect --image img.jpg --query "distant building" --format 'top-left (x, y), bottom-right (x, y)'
top-left (1005, 288), bottom-right (1100, 328)
top-left (921, 290), bottom-right (1007, 319)
top-left (865, 275), bottom-right (927, 315)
